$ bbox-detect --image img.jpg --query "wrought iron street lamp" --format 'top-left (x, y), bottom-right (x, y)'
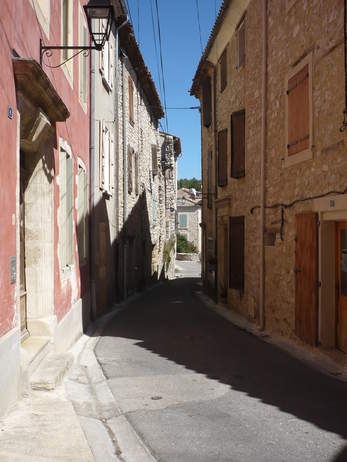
top-left (40, 0), bottom-right (114, 66)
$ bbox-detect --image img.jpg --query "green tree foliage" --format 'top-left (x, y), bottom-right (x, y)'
top-left (177, 177), bottom-right (202, 191)
top-left (176, 233), bottom-right (198, 254)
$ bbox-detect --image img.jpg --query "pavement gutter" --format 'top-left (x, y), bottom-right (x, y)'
top-left (195, 289), bottom-right (347, 384)
top-left (66, 288), bottom-right (160, 462)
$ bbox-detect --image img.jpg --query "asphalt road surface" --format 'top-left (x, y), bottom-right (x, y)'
top-left (95, 276), bottom-right (347, 462)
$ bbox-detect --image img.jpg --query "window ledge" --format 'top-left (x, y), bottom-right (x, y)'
top-left (283, 148), bottom-right (312, 168)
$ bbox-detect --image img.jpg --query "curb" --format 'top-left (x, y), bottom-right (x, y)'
top-left (195, 289), bottom-right (347, 384)
top-left (66, 288), bottom-right (159, 462)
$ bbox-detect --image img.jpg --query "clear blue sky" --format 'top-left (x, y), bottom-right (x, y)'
top-left (126, 0), bottom-right (223, 180)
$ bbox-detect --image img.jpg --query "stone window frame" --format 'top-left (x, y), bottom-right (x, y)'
top-left (30, 0), bottom-right (50, 39)
top-left (61, 0), bottom-right (74, 88)
top-left (58, 137), bottom-right (75, 275)
top-left (236, 15), bottom-right (246, 69)
top-left (78, 4), bottom-right (88, 112)
top-left (284, 52), bottom-right (313, 168)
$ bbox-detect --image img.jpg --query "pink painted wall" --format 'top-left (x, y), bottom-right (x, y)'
top-left (0, 0), bottom-right (90, 336)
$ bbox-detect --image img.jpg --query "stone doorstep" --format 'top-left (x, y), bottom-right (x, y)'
top-left (20, 336), bottom-right (52, 382)
top-left (30, 353), bottom-right (73, 391)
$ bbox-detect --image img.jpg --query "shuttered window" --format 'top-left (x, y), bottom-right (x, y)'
top-left (220, 48), bottom-right (227, 92)
top-left (287, 64), bottom-right (309, 156)
top-left (77, 162), bottom-right (88, 263)
top-left (202, 76), bottom-right (212, 127)
top-left (99, 121), bottom-right (114, 195)
top-left (237, 19), bottom-right (246, 68)
top-left (229, 216), bottom-right (244, 291)
top-left (135, 152), bottom-right (139, 195)
top-left (152, 144), bottom-right (158, 176)
top-left (231, 110), bottom-right (245, 178)
top-left (218, 129), bottom-right (228, 187)
top-left (128, 146), bottom-right (133, 194)
top-left (207, 151), bottom-right (212, 209)
top-left (129, 77), bottom-right (134, 125)
top-left (59, 147), bottom-right (74, 268)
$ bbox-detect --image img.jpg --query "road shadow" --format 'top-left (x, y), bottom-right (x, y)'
top-left (96, 277), bottom-right (347, 443)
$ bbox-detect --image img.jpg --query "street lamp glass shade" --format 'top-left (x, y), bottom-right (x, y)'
top-left (83, 0), bottom-right (114, 50)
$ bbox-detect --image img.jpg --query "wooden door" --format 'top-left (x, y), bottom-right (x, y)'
top-left (295, 212), bottom-right (318, 345)
top-left (218, 222), bottom-right (228, 299)
top-left (336, 222), bottom-right (347, 353)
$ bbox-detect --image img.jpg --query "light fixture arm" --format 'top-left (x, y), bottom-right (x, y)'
top-left (40, 39), bottom-right (102, 67)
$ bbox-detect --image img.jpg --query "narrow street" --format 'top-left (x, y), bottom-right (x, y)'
top-left (94, 269), bottom-right (347, 462)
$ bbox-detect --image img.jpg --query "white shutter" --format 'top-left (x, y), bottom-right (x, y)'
top-left (66, 155), bottom-right (74, 265)
top-left (104, 127), bottom-right (110, 193)
top-left (99, 120), bottom-right (105, 190)
top-left (109, 41), bottom-right (114, 89)
top-left (99, 20), bottom-right (105, 73)
top-left (110, 132), bottom-right (115, 193)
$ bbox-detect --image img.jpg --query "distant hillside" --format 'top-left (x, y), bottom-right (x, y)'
top-left (177, 178), bottom-right (202, 191)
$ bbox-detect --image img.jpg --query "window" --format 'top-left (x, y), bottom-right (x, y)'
top-left (77, 161), bottom-right (88, 263)
top-left (231, 110), bottom-right (245, 178)
top-left (128, 146), bottom-right (133, 194)
top-left (229, 216), bottom-right (244, 291)
top-left (62, 0), bottom-right (69, 60)
top-left (285, 54), bottom-right (312, 166)
top-left (153, 191), bottom-right (157, 224)
top-left (59, 143), bottom-right (74, 269)
top-left (30, 0), bottom-right (50, 38)
top-left (179, 214), bottom-right (188, 229)
top-left (152, 144), bottom-right (158, 176)
top-left (220, 48), bottom-right (227, 92)
top-left (202, 76), bottom-right (212, 127)
top-left (79, 6), bottom-right (88, 109)
top-left (207, 151), bottom-right (212, 209)
top-left (218, 129), bottom-right (228, 187)
top-left (237, 18), bottom-right (246, 68)
top-left (61, 0), bottom-right (73, 83)
top-left (99, 20), bottom-right (113, 90)
top-left (129, 77), bottom-right (134, 124)
top-left (99, 121), bottom-right (114, 195)
top-left (135, 152), bottom-right (139, 195)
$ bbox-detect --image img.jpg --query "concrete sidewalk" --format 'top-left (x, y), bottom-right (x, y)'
top-left (0, 299), bottom-right (156, 461)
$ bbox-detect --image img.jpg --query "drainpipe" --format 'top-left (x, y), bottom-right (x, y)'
top-left (213, 66), bottom-right (218, 300)
top-left (89, 46), bottom-right (97, 320)
top-left (259, 0), bottom-right (268, 330)
top-left (121, 51), bottom-right (128, 300)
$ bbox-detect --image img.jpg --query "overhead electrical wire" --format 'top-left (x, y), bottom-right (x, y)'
top-left (149, 0), bottom-right (164, 106)
top-left (154, 0), bottom-right (169, 132)
top-left (137, 0), bottom-right (140, 46)
top-left (195, 0), bottom-right (203, 53)
top-left (125, 0), bottom-right (134, 26)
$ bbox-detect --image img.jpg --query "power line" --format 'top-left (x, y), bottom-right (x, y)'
top-left (137, 0), bottom-right (140, 45)
top-left (195, 0), bottom-right (203, 53)
top-left (149, 0), bottom-right (164, 105)
top-left (154, 0), bottom-right (169, 132)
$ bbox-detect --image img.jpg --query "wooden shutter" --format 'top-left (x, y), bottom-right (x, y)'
top-left (295, 212), bottom-right (318, 345)
top-left (229, 216), bottom-right (244, 291)
top-left (207, 151), bottom-right (212, 209)
top-left (128, 146), bottom-right (133, 194)
top-left (135, 152), bottom-right (139, 195)
top-left (220, 48), bottom-right (227, 92)
top-left (99, 120), bottom-right (105, 190)
top-left (202, 76), bottom-right (212, 127)
top-left (66, 155), bottom-right (74, 266)
top-left (218, 129), bottom-right (228, 187)
top-left (129, 77), bottom-right (134, 124)
top-left (231, 110), bottom-right (245, 178)
top-left (237, 19), bottom-right (246, 68)
top-left (110, 133), bottom-right (114, 193)
top-left (152, 144), bottom-right (158, 176)
top-left (287, 64), bottom-right (309, 156)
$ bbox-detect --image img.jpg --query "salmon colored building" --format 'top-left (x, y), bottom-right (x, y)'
top-left (0, 0), bottom-right (91, 414)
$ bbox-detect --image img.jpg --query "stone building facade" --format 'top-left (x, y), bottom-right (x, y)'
top-left (177, 188), bottom-right (202, 253)
top-left (192, 0), bottom-right (347, 365)
top-left (91, 16), bottom-right (180, 309)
